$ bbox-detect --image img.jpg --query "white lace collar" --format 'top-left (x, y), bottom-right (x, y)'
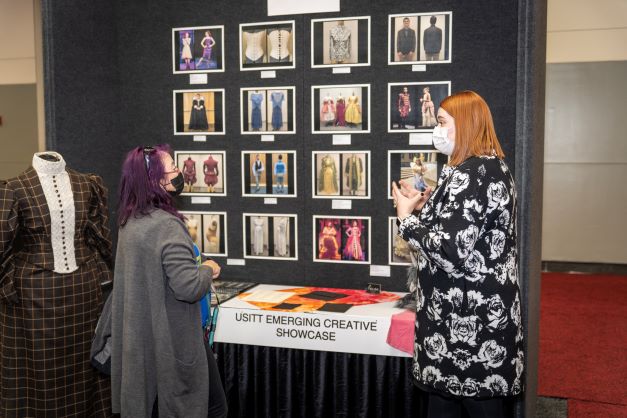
top-left (32, 152), bottom-right (66, 175)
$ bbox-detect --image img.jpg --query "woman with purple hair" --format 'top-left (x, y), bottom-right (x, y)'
top-left (110, 144), bottom-right (227, 418)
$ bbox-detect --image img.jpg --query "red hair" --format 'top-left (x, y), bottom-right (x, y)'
top-left (440, 91), bottom-right (505, 166)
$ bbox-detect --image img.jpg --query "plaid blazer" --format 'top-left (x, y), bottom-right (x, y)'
top-left (0, 167), bottom-right (113, 417)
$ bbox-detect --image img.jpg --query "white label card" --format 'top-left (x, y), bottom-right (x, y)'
top-left (264, 198), bottom-right (278, 205)
top-left (331, 200), bottom-right (352, 210)
top-left (267, 0), bottom-right (339, 16)
top-left (412, 64), bottom-right (427, 72)
top-left (260, 70), bottom-right (277, 79)
top-left (261, 135), bottom-right (275, 142)
top-left (332, 135), bottom-right (351, 146)
top-left (332, 67), bottom-right (351, 74)
top-left (191, 196), bottom-right (212, 204)
top-left (189, 74), bottom-right (208, 84)
top-left (193, 135), bottom-right (207, 142)
top-left (226, 258), bottom-right (246, 266)
top-left (409, 133), bottom-right (432, 146)
top-left (370, 265), bottom-right (391, 277)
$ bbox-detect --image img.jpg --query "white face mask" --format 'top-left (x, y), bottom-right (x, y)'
top-left (432, 126), bottom-right (455, 155)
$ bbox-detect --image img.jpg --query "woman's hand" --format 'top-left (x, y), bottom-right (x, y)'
top-left (392, 181), bottom-right (433, 219)
top-left (202, 259), bottom-right (221, 279)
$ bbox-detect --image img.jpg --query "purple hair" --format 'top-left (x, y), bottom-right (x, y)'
top-left (117, 144), bottom-right (184, 226)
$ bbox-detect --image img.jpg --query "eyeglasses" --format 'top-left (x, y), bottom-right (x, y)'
top-left (143, 146), bottom-right (155, 172)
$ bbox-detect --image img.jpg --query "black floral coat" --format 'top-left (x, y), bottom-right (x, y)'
top-left (398, 156), bottom-right (524, 399)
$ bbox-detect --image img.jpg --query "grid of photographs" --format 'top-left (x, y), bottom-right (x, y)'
top-left (174, 151), bottom-right (227, 196)
top-left (181, 211), bottom-right (228, 257)
top-left (312, 151), bottom-right (370, 199)
top-left (313, 216), bottom-right (371, 264)
top-left (243, 213), bottom-right (298, 260)
top-left (241, 151), bottom-right (297, 197)
top-left (172, 26), bottom-right (225, 73)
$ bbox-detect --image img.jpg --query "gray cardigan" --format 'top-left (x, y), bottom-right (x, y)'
top-left (111, 209), bottom-right (213, 417)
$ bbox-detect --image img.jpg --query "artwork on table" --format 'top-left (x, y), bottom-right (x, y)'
top-left (388, 81), bottom-right (451, 132)
top-left (312, 151), bottom-right (370, 199)
top-left (387, 150), bottom-right (445, 198)
top-left (388, 12), bottom-right (452, 65)
top-left (313, 216), bottom-right (370, 264)
top-left (240, 87), bottom-right (296, 134)
top-left (173, 89), bottom-right (225, 135)
top-left (181, 211), bottom-right (228, 257)
top-left (241, 151), bottom-right (297, 197)
top-left (310, 16), bottom-right (370, 68)
top-left (174, 151), bottom-right (227, 196)
top-left (243, 213), bottom-right (298, 260)
top-left (172, 26), bottom-right (225, 73)
top-left (389, 217), bottom-right (412, 265)
top-left (311, 84), bottom-right (370, 134)
top-left (240, 20), bottom-right (295, 71)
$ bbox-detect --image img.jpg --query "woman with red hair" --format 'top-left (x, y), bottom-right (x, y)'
top-left (392, 91), bottom-right (523, 418)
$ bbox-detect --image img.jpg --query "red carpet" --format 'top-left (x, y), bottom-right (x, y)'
top-left (538, 272), bottom-right (627, 416)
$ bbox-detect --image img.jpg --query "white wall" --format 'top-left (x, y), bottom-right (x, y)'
top-left (543, 0), bottom-right (627, 264)
top-left (0, 0), bottom-right (36, 85)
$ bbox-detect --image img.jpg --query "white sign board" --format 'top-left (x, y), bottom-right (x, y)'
top-left (267, 0), bottom-right (339, 16)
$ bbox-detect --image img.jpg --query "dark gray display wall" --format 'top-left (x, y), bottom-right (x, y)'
top-left (43, 2), bottom-right (545, 415)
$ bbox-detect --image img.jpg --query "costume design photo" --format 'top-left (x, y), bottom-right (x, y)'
top-left (175, 151), bottom-right (226, 196)
top-left (311, 16), bottom-right (370, 68)
top-left (173, 89), bottom-right (225, 135)
top-left (312, 84), bottom-right (370, 134)
top-left (240, 20), bottom-right (295, 70)
top-left (388, 12), bottom-right (452, 65)
top-left (240, 87), bottom-right (295, 134)
top-left (242, 151), bottom-right (296, 197)
top-left (312, 151), bottom-right (370, 199)
top-left (388, 82), bottom-right (451, 132)
top-left (313, 216), bottom-right (370, 264)
top-left (387, 150), bottom-right (444, 198)
top-left (243, 214), bottom-right (298, 260)
top-left (181, 211), bottom-right (228, 257)
top-left (172, 26), bottom-right (224, 73)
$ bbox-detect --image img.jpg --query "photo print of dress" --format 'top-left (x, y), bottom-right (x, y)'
top-left (239, 20), bottom-right (295, 71)
top-left (389, 217), bottom-right (412, 265)
top-left (172, 26), bottom-right (225, 73)
top-left (240, 87), bottom-right (295, 134)
top-left (181, 211), bottom-right (228, 257)
top-left (173, 89), bottom-right (225, 135)
top-left (312, 151), bottom-right (370, 199)
top-left (310, 16), bottom-right (370, 68)
top-left (387, 150), bottom-right (446, 198)
top-left (311, 84), bottom-right (370, 134)
top-left (313, 216), bottom-right (370, 264)
top-left (388, 12), bottom-right (452, 65)
top-left (243, 213), bottom-right (298, 260)
top-left (388, 81), bottom-right (451, 132)
top-left (241, 151), bottom-right (297, 197)
top-left (174, 151), bottom-right (227, 196)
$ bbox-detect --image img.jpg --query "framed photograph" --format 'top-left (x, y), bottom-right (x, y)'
top-left (389, 217), bottom-right (412, 265)
top-left (311, 84), bottom-right (370, 134)
top-left (312, 151), bottom-right (370, 199)
top-left (173, 89), bottom-right (225, 135)
top-left (172, 26), bottom-right (225, 73)
top-left (243, 213), bottom-right (298, 260)
top-left (388, 81), bottom-right (451, 132)
top-left (241, 151), bottom-right (297, 197)
top-left (313, 216), bottom-right (371, 264)
top-left (181, 211), bottom-right (228, 257)
top-left (239, 20), bottom-right (295, 71)
top-left (388, 12), bottom-right (452, 65)
top-left (174, 151), bottom-right (227, 196)
top-left (240, 87), bottom-right (296, 134)
top-left (310, 16), bottom-right (370, 68)
top-left (387, 150), bottom-right (445, 199)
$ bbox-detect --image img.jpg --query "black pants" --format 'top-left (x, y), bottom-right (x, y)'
top-left (152, 345), bottom-right (228, 418)
top-left (427, 392), bottom-right (504, 418)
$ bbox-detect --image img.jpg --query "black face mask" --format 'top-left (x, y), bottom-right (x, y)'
top-left (167, 172), bottom-right (185, 196)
